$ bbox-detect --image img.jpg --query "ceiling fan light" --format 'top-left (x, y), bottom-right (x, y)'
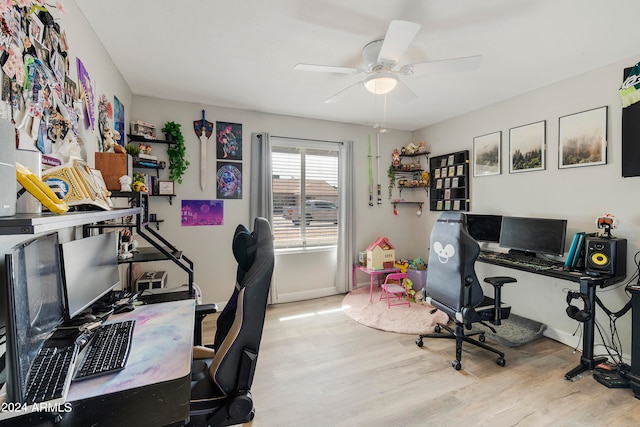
top-left (364, 74), bottom-right (398, 95)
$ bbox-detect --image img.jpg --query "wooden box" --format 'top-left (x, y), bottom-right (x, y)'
top-left (95, 152), bottom-right (131, 190)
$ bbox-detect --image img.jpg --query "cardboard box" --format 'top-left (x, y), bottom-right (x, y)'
top-left (95, 152), bottom-right (132, 190)
top-left (366, 236), bottom-right (396, 270)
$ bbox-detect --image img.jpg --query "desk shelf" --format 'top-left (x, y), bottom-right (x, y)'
top-left (0, 207), bottom-right (141, 235)
top-left (119, 246), bottom-right (182, 264)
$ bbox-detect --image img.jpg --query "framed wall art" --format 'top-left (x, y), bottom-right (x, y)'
top-left (473, 131), bottom-right (501, 177)
top-left (216, 121), bottom-right (242, 160)
top-left (559, 106), bottom-right (607, 169)
top-left (509, 120), bottom-right (546, 173)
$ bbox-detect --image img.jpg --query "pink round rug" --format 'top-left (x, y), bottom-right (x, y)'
top-left (342, 286), bottom-right (449, 335)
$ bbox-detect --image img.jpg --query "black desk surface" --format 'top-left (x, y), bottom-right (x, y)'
top-left (477, 250), bottom-right (625, 287)
top-left (0, 299), bottom-right (195, 427)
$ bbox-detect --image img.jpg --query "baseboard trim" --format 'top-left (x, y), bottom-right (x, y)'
top-left (272, 287), bottom-right (340, 304)
top-left (543, 326), bottom-right (630, 364)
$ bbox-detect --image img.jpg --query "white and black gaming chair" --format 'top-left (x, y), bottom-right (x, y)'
top-left (416, 212), bottom-right (516, 370)
top-left (189, 217), bottom-right (274, 427)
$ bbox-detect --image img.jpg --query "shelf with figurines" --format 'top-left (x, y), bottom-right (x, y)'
top-left (389, 141), bottom-right (430, 201)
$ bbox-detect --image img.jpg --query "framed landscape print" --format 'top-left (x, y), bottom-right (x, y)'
top-left (509, 120), bottom-right (546, 173)
top-left (559, 106), bottom-right (607, 169)
top-left (473, 131), bottom-right (501, 177)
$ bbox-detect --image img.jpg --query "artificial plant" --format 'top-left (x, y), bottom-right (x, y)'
top-left (161, 121), bottom-right (190, 184)
top-left (387, 164), bottom-right (397, 200)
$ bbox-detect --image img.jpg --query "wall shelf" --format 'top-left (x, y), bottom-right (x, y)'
top-left (127, 134), bottom-right (174, 145)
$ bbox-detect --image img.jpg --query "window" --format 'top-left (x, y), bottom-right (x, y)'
top-left (271, 138), bottom-right (339, 249)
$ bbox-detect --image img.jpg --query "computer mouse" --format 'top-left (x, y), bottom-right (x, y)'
top-left (113, 303), bottom-right (135, 314)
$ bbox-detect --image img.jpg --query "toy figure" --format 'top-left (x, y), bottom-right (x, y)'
top-left (103, 128), bottom-right (117, 152)
top-left (119, 175), bottom-right (132, 191)
top-left (392, 148), bottom-right (401, 167)
top-left (132, 181), bottom-right (148, 192)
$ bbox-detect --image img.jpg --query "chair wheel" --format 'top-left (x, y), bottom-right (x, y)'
top-left (434, 324), bottom-right (441, 333)
top-left (452, 360), bottom-right (462, 370)
top-left (496, 357), bottom-right (506, 367)
top-left (416, 338), bottom-right (423, 347)
top-left (479, 334), bottom-right (485, 342)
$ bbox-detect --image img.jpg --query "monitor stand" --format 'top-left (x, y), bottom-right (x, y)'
top-left (507, 249), bottom-right (537, 258)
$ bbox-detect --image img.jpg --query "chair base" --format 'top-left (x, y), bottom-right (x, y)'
top-left (416, 322), bottom-right (506, 370)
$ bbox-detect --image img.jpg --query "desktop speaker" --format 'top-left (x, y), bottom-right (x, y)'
top-left (0, 118), bottom-right (16, 217)
top-left (585, 237), bottom-right (627, 277)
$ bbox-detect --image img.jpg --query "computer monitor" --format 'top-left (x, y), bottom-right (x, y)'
top-left (499, 216), bottom-right (568, 257)
top-left (2, 232), bottom-right (66, 403)
top-left (59, 232), bottom-right (120, 320)
top-left (466, 214), bottom-right (503, 243)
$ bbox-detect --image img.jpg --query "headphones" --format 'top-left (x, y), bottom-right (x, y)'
top-left (566, 291), bottom-right (592, 322)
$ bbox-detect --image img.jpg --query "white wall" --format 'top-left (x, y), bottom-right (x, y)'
top-left (130, 96), bottom-right (429, 304)
top-left (413, 54), bottom-right (640, 358)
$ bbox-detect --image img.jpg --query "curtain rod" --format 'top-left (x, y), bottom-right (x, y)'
top-left (270, 135), bottom-right (343, 144)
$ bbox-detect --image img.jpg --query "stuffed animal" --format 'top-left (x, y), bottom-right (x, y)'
top-left (405, 142), bottom-right (419, 155)
top-left (103, 128), bottom-right (117, 152)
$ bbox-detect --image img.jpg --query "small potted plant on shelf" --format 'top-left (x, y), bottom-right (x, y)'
top-left (161, 121), bottom-right (189, 184)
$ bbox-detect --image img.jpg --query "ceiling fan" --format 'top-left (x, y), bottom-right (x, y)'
top-left (294, 20), bottom-right (482, 103)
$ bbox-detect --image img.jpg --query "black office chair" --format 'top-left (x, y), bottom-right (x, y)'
top-left (188, 217), bottom-right (274, 427)
top-left (416, 212), bottom-right (516, 370)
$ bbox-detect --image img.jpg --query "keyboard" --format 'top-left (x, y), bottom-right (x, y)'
top-left (25, 345), bottom-right (77, 404)
top-left (74, 320), bottom-right (135, 381)
top-left (479, 251), bottom-right (562, 270)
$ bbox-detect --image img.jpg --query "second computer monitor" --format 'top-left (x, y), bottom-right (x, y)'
top-left (466, 214), bottom-right (503, 243)
top-left (499, 216), bottom-right (567, 257)
top-left (59, 232), bottom-right (120, 320)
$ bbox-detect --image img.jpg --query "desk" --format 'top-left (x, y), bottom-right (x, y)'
top-left (352, 265), bottom-right (400, 302)
top-left (478, 252), bottom-right (624, 380)
top-left (1, 299), bottom-right (195, 427)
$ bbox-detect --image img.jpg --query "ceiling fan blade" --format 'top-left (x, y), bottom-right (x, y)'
top-left (389, 80), bottom-right (417, 104)
top-left (323, 80), bottom-right (364, 103)
top-left (377, 20), bottom-right (421, 67)
top-left (294, 63), bottom-right (359, 74)
top-left (407, 55), bottom-right (483, 75)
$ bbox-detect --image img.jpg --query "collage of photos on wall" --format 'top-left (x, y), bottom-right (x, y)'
top-left (215, 121), bottom-right (242, 199)
top-left (0, 3), bottom-right (85, 163)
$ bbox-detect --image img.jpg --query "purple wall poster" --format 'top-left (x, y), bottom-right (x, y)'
top-left (181, 200), bottom-right (224, 226)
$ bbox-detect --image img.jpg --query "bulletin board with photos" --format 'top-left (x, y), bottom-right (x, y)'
top-left (429, 150), bottom-right (470, 212)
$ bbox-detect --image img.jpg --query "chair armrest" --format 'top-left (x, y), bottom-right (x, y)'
top-left (484, 276), bottom-right (517, 325)
top-left (196, 303), bottom-right (219, 315)
top-left (194, 303), bottom-right (218, 346)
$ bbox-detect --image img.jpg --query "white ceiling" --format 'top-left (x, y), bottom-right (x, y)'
top-left (75, 0), bottom-right (640, 132)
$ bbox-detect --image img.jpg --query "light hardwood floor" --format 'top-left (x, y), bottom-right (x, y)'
top-left (202, 295), bottom-right (640, 427)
